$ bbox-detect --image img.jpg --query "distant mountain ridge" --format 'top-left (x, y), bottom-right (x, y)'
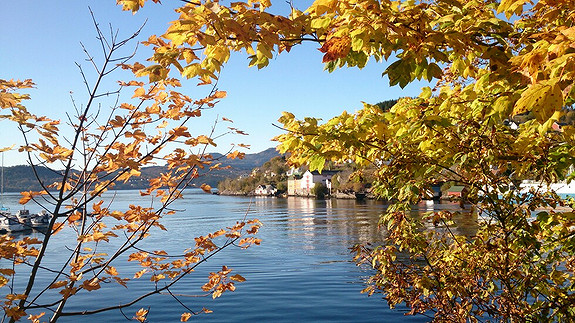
top-left (1, 148), bottom-right (280, 192)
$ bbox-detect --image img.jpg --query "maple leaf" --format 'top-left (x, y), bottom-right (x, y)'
top-left (319, 36), bottom-right (351, 63)
top-left (133, 308), bottom-right (149, 323)
top-left (81, 278), bottom-right (101, 291)
top-left (227, 150), bottom-right (245, 159)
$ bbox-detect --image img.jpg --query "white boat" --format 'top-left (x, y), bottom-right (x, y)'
top-left (0, 153), bottom-right (36, 232)
top-left (30, 210), bottom-right (52, 228)
top-left (15, 209), bottom-right (31, 226)
top-left (0, 207), bottom-right (25, 232)
top-left (520, 180), bottom-right (575, 195)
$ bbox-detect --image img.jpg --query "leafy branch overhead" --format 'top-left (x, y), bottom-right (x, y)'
top-left (120, 0), bottom-right (575, 321)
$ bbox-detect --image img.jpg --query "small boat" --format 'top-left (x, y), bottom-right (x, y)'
top-left (0, 207), bottom-right (25, 232)
top-left (15, 209), bottom-right (31, 226)
top-left (30, 210), bottom-right (52, 228)
top-left (0, 153), bottom-right (26, 232)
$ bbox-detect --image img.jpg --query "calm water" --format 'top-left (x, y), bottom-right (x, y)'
top-left (0, 190), bottom-right (442, 322)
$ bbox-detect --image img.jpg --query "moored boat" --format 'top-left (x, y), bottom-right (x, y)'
top-left (0, 207), bottom-right (25, 232)
top-left (30, 210), bottom-right (52, 228)
top-left (15, 209), bottom-right (31, 226)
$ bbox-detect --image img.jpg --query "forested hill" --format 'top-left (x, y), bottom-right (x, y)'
top-left (1, 148), bottom-right (280, 192)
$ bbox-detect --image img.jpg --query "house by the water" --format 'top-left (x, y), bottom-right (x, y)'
top-left (287, 170), bottom-right (339, 196)
top-left (254, 184), bottom-right (278, 196)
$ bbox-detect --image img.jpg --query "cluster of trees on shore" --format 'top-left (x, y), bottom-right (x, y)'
top-left (217, 156), bottom-right (289, 195)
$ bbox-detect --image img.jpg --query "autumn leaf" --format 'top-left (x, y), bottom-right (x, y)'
top-left (181, 312), bottom-right (192, 322)
top-left (213, 90), bottom-right (226, 98)
top-left (133, 308), bottom-right (149, 323)
top-left (49, 281), bottom-right (68, 289)
top-left (230, 274), bottom-right (246, 282)
top-left (105, 266), bottom-right (119, 276)
top-left (4, 306), bottom-right (26, 321)
top-left (27, 312), bottom-right (45, 323)
top-left (200, 183), bottom-right (212, 193)
top-left (134, 269), bottom-right (147, 279)
top-left (0, 144), bottom-right (15, 152)
top-left (19, 191), bottom-right (37, 204)
top-left (81, 278), bottom-right (101, 291)
top-left (319, 36), bottom-right (351, 63)
top-left (513, 80), bottom-right (564, 122)
top-left (132, 87), bottom-right (146, 98)
top-left (227, 150), bottom-right (245, 159)
top-left (52, 222), bottom-right (65, 234)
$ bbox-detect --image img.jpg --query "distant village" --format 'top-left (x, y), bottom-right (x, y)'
top-left (216, 156), bottom-right (465, 200)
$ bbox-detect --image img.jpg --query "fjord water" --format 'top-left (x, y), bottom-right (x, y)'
top-left (2, 189), bottom-right (434, 322)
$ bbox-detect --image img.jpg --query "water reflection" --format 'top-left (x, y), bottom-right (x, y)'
top-left (412, 200), bottom-right (480, 237)
top-left (1, 191), bottom-right (478, 322)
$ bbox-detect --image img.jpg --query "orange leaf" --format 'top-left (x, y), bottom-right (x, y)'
top-left (213, 91), bottom-right (226, 98)
top-left (19, 191), bottom-right (43, 204)
top-left (134, 269), bottom-right (147, 279)
top-left (319, 36), bottom-right (351, 63)
top-left (81, 278), bottom-right (101, 291)
top-left (49, 280), bottom-right (68, 289)
top-left (52, 222), bottom-right (65, 234)
top-left (132, 87), bottom-right (146, 98)
top-left (200, 183), bottom-right (212, 193)
top-left (67, 211), bottom-right (81, 223)
top-left (227, 150), bottom-right (245, 160)
top-left (133, 308), bottom-right (149, 323)
top-left (105, 266), bottom-right (119, 276)
top-left (181, 313), bottom-right (192, 322)
top-left (27, 312), bottom-right (45, 323)
top-left (230, 274), bottom-right (246, 282)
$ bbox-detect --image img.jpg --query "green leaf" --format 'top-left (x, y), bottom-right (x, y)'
top-left (309, 155), bottom-right (325, 173)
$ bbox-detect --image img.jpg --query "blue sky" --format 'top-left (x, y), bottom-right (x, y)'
top-left (1, 1), bottom-right (425, 166)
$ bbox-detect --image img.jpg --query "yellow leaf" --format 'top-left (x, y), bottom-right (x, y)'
top-left (513, 80), bottom-right (563, 122)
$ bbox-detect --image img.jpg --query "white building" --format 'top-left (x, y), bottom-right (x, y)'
top-left (254, 184), bottom-right (277, 196)
top-left (289, 170), bottom-right (338, 196)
